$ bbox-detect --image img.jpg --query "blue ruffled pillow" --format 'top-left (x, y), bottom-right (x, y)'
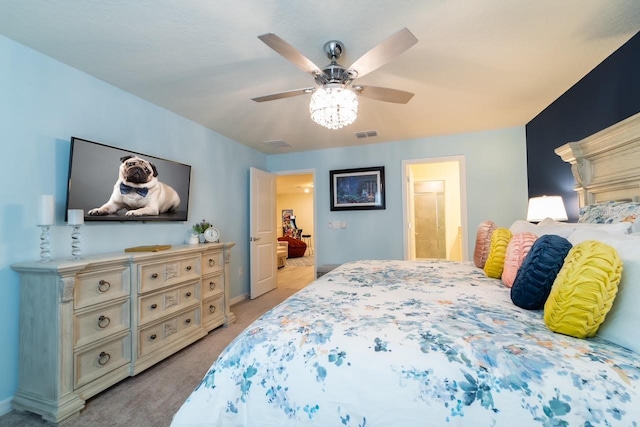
top-left (510, 235), bottom-right (573, 310)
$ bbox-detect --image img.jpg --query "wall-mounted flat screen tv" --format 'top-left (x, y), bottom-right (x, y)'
top-left (65, 137), bottom-right (191, 222)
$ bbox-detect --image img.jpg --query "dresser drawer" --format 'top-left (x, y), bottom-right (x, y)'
top-left (201, 271), bottom-right (224, 300)
top-left (75, 266), bottom-right (129, 310)
top-left (75, 299), bottom-right (130, 348)
top-left (138, 307), bottom-right (201, 358)
top-left (74, 333), bottom-right (131, 389)
top-left (202, 295), bottom-right (225, 327)
top-left (139, 256), bottom-right (200, 293)
top-left (139, 282), bottom-right (199, 325)
top-left (202, 251), bottom-right (223, 275)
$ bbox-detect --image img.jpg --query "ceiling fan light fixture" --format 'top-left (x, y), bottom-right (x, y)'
top-left (309, 86), bottom-right (358, 130)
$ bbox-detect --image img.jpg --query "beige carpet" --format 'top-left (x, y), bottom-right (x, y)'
top-left (0, 266), bottom-right (314, 427)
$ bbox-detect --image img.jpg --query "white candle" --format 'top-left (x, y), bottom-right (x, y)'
top-left (68, 209), bottom-right (84, 226)
top-left (37, 195), bottom-right (54, 226)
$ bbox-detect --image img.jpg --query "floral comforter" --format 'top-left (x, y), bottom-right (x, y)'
top-left (171, 260), bottom-right (640, 426)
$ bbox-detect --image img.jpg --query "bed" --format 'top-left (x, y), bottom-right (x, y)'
top-left (171, 112), bottom-right (640, 426)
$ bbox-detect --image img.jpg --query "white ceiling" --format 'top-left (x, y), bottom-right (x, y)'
top-left (277, 174), bottom-right (314, 196)
top-left (1, 1), bottom-right (639, 154)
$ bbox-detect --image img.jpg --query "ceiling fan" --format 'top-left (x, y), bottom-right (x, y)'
top-left (252, 28), bottom-right (418, 129)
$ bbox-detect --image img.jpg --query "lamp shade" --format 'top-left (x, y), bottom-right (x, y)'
top-left (526, 196), bottom-right (568, 222)
top-left (309, 85), bottom-right (358, 129)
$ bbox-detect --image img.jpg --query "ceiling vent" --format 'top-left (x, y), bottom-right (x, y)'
top-left (262, 139), bottom-right (291, 148)
top-left (354, 130), bottom-right (378, 139)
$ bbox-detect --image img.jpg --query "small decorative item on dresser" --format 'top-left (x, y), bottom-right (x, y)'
top-left (37, 195), bottom-right (54, 262)
top-left (204, 226), bottom-right (220, 243)
top-left (192, 219), bottom-right (211, 243)
top-left (67, 209), bottom-right (84, 260)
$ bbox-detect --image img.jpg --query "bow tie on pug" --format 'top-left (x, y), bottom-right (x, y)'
top-left (88, 155), bottom-right (180, 217)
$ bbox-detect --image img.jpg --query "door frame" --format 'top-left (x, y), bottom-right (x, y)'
top-left (401, 156), bottom-right (469, 261)
top-left (274, 168), bottom-right (317, 273)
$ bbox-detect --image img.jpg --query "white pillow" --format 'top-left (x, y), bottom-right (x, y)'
top-left (537, 217), bottom-right (556, 226)
top-left (509, 220), bottom-right (574, 238)
top-left (568, 229), bottom-right (640, 353)
top-left (540, 217), bottom-right (632, 235)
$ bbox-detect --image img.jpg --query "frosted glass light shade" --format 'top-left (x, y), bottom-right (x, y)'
top-left (309, 86), bottom-right (358, 130)
top-left (527, 196), bottom-right (568, 222)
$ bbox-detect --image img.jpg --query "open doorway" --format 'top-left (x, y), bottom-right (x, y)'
top-left (276, 172), bottom-right (316, 273)
top-left (402, 157), bottom-right (468, 261)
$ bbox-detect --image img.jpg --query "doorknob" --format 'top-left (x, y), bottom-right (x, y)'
top-left (250, 237), bottom-right (262, 241)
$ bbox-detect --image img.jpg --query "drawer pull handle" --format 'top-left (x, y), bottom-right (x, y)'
top-left (208, 259), bottom-right (216, 267)
top-left (209, 281), bottom-right (216, 290)
top-left (186, 292), bottom-right (192, 297)
top-left (209, 305), bottom-right (216, 314)
top-left (150, 303), bottom-right (157, 310)
top-left (185, 318), bottom-right (191, 324)
top-left (98, 351), bottom-right (111, 366)
top-left (150, 334), bottom-right (157, 340)
top-left (151, 273), bottom-right (158, 279)
top-left (186, 265), bottom-right (192, 271)
top-left (97, 315), bottom-right (111, 329)
top-left (98, 280), bottom-right (111, 293)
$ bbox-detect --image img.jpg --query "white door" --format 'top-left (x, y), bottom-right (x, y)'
top-left (250, 167), bottom-right (277, 299)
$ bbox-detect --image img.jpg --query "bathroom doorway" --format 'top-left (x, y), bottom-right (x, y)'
top-left (402, 157), bottom-right (467, 261)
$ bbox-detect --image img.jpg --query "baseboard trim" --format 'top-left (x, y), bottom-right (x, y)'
top-left (230, 293), bottom-right (248, 306)
top-left (0, 396), bottom-right (12, 416)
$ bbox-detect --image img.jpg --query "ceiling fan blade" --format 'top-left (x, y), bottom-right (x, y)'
top-left (347, 28), bottom-right (418, 79)
top-left (252, 87), bottom-right (314, 103)
top-left (354, 85), bottom-right (414, 104)
top-left (258, 33), bottom-right (324, 76)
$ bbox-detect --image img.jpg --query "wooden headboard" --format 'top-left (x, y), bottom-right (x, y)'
top-left (555, 111), bottom-right (640, 207)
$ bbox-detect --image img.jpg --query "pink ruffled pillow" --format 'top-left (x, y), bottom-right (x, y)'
top-left (501, 232), bottom-right (537, 287)
top-left (474, 220), bottom-right (497, 268)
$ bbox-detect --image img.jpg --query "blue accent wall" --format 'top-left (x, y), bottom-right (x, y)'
top-left (526, 31), bottom-right (640, 221)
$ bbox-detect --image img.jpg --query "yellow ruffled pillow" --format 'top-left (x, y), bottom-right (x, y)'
top-left (483, 228), bottom-right (512, 279)
top-left (544, 240), bottom-right (622, 338)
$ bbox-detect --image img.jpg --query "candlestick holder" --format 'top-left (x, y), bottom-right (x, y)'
top-left (70, 224), bottom-right (83, 260)
top-left (38, 225), bottom-right (52, 262)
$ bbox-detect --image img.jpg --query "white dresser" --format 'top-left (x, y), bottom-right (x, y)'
top-left (10, 243), bottom-right (235, 425)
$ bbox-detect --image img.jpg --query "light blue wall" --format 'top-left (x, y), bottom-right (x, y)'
top-left (0, 33), bottom-right (528, 408)
top-left (0, 35), bottom-right (266, 403)
top-left (267, 127), bottom-right (529, 264)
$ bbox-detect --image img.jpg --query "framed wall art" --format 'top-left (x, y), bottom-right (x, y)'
top-left (330, 166), bottom-right (385, 211)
